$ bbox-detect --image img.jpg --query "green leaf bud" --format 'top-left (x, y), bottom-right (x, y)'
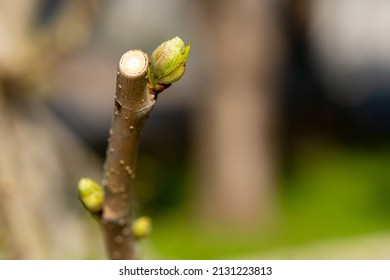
top-left (78, 178), bottom-right (105, 213)
top-left (148, 36), bottom-right (190, 95)
top-left (132, 216), bottom-right (152, 240)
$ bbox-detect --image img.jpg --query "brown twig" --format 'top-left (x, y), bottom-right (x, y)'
top-left (99, 50), bottom-right (155, 259)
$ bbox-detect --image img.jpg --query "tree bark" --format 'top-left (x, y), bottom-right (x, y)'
top-left (101, 50), bottom-right (155, 259)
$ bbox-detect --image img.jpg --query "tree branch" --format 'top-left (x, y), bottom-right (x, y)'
top-left (80, 37), bottom-right (190, 259)
top-left (100, 50), bottom-right (155, 259)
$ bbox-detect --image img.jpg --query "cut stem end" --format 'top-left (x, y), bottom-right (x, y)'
top-left (119, 50), bottom-right (148, 78)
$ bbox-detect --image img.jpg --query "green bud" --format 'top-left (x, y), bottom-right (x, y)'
top-left (132, 216), bottom-right (152, 240)
top-left (78, 178), bottom-right (105, 213)
top-left (148, 36), bottom-right (190, 94)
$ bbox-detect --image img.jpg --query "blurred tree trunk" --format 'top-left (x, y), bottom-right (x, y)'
top-left (196, 0), bottom-right (283, 228)
top-left (0, 0), bottom-right (105, 259)
top-left (0, 95), bottom-right (105, 259)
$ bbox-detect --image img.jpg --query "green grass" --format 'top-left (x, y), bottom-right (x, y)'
top-left (147, 146), bottom-right (390, 259)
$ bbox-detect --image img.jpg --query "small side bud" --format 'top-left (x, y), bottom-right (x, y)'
top-left (132, 216), bottom-right (152, 240)
top-left (148, 36), bottom-right (190, 96)
top-left (78, 178), bottom-right (105, 213)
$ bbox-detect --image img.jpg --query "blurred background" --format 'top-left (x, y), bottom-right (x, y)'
top-left (1, 0), bottom-right (390, 259)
